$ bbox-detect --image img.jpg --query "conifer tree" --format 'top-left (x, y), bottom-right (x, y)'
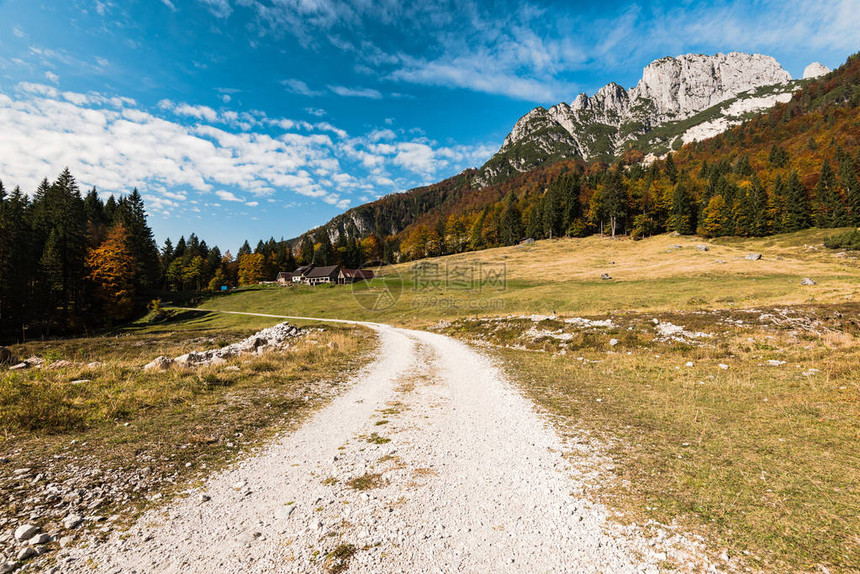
top-left (783, 172), bottom-right (811, 231)
top-left (669, 180), bottom-right (696, 234)
top-left (814, 159), bottom-right (847, 227)
top-left (839, 156), bottom-right (860, 225)
top-left (499, 194), bottom-right (523, 246)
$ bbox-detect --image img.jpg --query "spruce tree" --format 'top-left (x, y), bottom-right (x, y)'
top-left (669, 180), bottom-right (696, 234)
top-left (783, 172), bottom-right (811, 231)
top-left (839, 157), bottom-right (860, 225)
top-left (499, 194), bottom-right (523, 246)
top-left (814, 159), bottom-right (847, 227)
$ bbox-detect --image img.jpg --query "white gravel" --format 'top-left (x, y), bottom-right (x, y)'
top-left (55, 316), bottom-right (707, 573)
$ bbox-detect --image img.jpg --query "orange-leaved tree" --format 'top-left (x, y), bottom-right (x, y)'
top-left (86, 222), bottom-right (137, 321)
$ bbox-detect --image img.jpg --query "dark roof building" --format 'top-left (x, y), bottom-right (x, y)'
top-left (304, 265), bottom-right (341, 284)
top-left (338, 268), bottom-right (375, 284)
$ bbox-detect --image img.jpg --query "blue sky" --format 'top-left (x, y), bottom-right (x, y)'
top-left (0, 0), bottom-right (857, 252)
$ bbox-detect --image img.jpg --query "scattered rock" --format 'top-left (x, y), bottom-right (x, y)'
top-left (745, 253), bottom-right (762, 261)
top-left (199, 494), bottom-right (211, 502)
top-left (46, 360), bottom-right (74, 370)
top-left (29, 533), bottom-right (51, 545)
top-left (63, 514), bottom-right (83, 529)
top-left (668, 244), bottom-right (682, 250)
top-left (715, 259), bottom-right (726, 264)
top-left (609, 339), bottom-right (619, 347)
top-left (800, 277), bottom-right (816, 286)
top-left (70, 379), bottom-right (92, 385)
top-left (16, 547), bottom-right (35, 561)
top-left (0, 561), bottom-right (15, 574)
top-left (14, 524), bottom-right (39, 542)
top-left (144, 356), bottom-right (174, 371)
top-left (718, 364), bottom-right (729, 370)
top-left (13, 468), bottom-right (31, 476)
top-left (9, 363), bottom-right (28, 371)
top-left (600, 273), bottom-right (612, 280)
top-left (696, 244), bottom-right (709, 252)
top-left (59, 535), bottom-right (75, 548)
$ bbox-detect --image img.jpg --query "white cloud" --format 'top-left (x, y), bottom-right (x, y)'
top-left (329, 85), bottom-right (383, 99)
top-left (216, 190), bottom-right (243, 202)
top-left (305, 107), bottom-right (327, 117)
top-left (198, 0), bottom-right (232, 18)
top-left (44, 71), bottom-right (59, 84)
top-left (13, 26), bottom-right (26, 38)
top-left (0, 84), bottom-right (495, 224)
top-left (161, 0), bottom-right (177, 11)
top-left (281, 78), bottom-right (322, 97)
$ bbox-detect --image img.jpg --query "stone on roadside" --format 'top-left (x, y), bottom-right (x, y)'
top-left (800, 277), bottom-right (816, 286)
top-left (745, 253), bottom-right (762, 261)
top-left (14, 524), bottom-right (39, 542)
top-left (143, 356), bottom-right (173, 371)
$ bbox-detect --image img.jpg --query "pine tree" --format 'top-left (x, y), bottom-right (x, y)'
top-left (813, 159), bottom-right (847, 227)
top-left (469, 210), bottom-right (486, 250)
top-left (499, 194), bottom-right (523, 246)
top-left (603, 168), bottom-right (628, 237)
top-left (669, 180), bottom-right (696, 234)
top-left (783, 172), bottom-right (811, 231)
top-left (839, 156), bottom-right (860, 225)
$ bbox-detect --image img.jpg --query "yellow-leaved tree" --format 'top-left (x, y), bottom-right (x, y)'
top-left (86, 223), bottom-right (137, 321)
top-left (238, 252), bottom-right (265, 285)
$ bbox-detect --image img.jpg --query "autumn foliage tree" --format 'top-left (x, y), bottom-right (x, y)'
top-left (86, 223), bottom-right (136, 321)
top-left (238, 252), bottom-right (265, 285)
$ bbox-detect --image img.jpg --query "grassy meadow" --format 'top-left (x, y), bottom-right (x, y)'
top-left (192, 228), bottom-right (859, 326)
top-left (0, 310), bottom-right (376, 533)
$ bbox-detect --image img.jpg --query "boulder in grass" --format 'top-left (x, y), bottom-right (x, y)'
top-left (144, 356), bottom-right (174, 371)
top-left (696, 244), bottom-right (709, 252)
top-left (800, 277), bottom-right (817, 286)
top-left (600, 273), bottom-right (612, 280)
top-left (745, 253), bottom-right (762, 261)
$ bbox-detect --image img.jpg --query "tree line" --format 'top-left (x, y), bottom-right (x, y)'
top-left (0, 169), bottom-right (160, 341)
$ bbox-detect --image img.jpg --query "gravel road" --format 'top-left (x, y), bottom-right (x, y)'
top-left (56, 316), bottom-right (705, 573)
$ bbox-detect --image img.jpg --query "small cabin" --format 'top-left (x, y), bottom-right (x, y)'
top-left (276, 271), bottom-right (294, 285)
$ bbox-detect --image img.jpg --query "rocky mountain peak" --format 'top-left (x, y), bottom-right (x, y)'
top-left (477, 51), bottom-right (799, 186)
top-left (803, 62), bottom-right (831, 79)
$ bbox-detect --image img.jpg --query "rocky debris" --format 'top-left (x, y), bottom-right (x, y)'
top-left (14, 525), bottom-right (39, 542)
top-left (609, 339), bottom-right (619, 347)
top-left (144, 322), bottom-right (305, 370)
top-left (800, 277), bottom-right (817, 286)
top-left (8, 363), bottom-right (28, 371)
top-left (16, 547), bottom-right (35, 561)
top-left (600, 273), bottom-right (612, 280)
top-left (143, 356), bottom-right (173, 371)
top-left (715, 259), bottom-right (726, 264)
top-left (1, 561), bottom-right (16, 573)
top-left (46, 360), bottom-right (74, 370)
top-left (803, 62), bottom-right (831, 79)
top-left (696, 244), bottom-right (709, 252)
top-left (29, 533), bottom-right (51, 545)
top-left (0, 348), bottom-right (18, 366)
top-left (565, 317), bottom-right (616, 329)
top-left (62, 514), bottom-right (83, 530)
top-left (745, 253), bottom-right (762, 261)
top-left (653, 321), bottom-right (713, 345)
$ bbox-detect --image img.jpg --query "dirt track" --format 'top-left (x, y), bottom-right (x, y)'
top-left (57, 314), bottom-right (703, 573)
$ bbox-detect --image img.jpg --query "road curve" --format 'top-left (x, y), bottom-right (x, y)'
top-left (57, 312), bottom-right (701, 573)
